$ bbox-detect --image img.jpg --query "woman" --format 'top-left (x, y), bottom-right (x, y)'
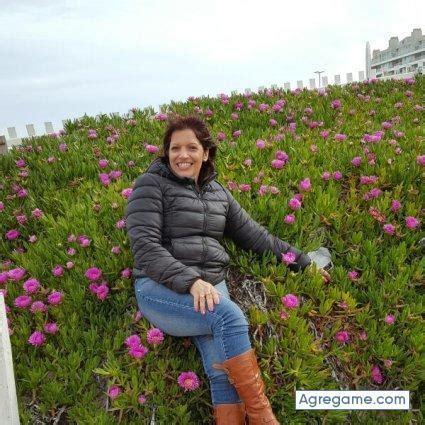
top-left (125, 116), bottom-right (330, 424)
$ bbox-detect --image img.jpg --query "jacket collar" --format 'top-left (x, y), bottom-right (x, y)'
top-left (146, 158), bottom-right (217, 188)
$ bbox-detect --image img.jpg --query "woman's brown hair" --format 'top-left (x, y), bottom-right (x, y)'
top-left (161, 115), bottom-right (217, 185)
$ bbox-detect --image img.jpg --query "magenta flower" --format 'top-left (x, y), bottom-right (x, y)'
top-left (44, 322), bottom-right (59, 334)
top-left (384, 314), bottom-right (395, 325)
top-left (284, 214), bottom-right (295, 225)
top-left (405, 216), bottom-right (419, 229)
top-left (111, 246), bottom-right (121, 255)
top-left (8, 267), bottom-right (26, 281)
top-left (331, 99), bottom-right (342, 109)
top-left (383, 224), bottom-right (395, 235)
top-left (125, 334), bottom-right (141, 347)
top-left (351, 156), bottom-right (362, 167)
top-left (299, 178), bottom-right (311, 192)
top-left (108, 386), bottom-right (122, 399)
top-left (138, 394), bottom-right (147, 405)
top-left (28, 331), bottom-right (46, 346)
top-left (335, 330), bottom-right (350, 344)
top-left (147, 328), bottom-right (164, 346)
top-left (269, 119), bottom-right (278, 127)
top-left (88, 129), bottom-right (98, 139)
top-left (280, 311), bottom-right (289, 320)
top-left (16, 158), bottom-right (26, 168)
top-left (371, 365), bottom-right (383, 384)
top-left (127, 160), bottom-right (135, 167)
top-left (30, 301), bottom-right (47, 313)
top-left (177, 371), bottom-right (200, 391)
top-left (0, 272), bottom-right (8, 284)
top-left (52, 265), bottom-right (64, 277)
top-left (0, 201), bottom-right (4, 211)
top-left (391, 200), bottom-right (401, 212)
top-left (121, 188), bottom-right (133, 199)
top-left (281, 294), bottom-right (299, 309)
top-left (270, 159), bottom-right (284, 169)
top-left (332, 171), bottom-right (342, 180)
top-left (48, 291), bottom-right (64, 305)
top-left (216, 132), bottom-right (226, 141)
top-left (230, 112), bottom-right (238, 120)
top-left (16, 214), bottom-right (28, 225)
top-left (115, 219), bottom-right (126, 229)
top-left (281, 252), bottom-right (296, 265)
top-left (239, 184), bottom-right (251, 192)
top-left (416, 155), bottom-right (425, 166)
top-left (256, 139), bottom-right (266, 149)
top-left (31, 208), bottom-right (44, 218)
top-left (347, 271), bottom-right (359, 281)
top-left (227, 181), bottom-right (237, 191)
top-left (14, 295), bottom-right (32, 308)
top-left (5, 229), bottom-right (20, 241)
top-left (320, 130), bottom-right (329, 139)
top-left (288, 198), bottom-right (301, 210)
top-left (98, 159), bottom-right (109, 168)
top-left (28, 235), bottom-right (37, 243)
top-left (322, 171), bottom-right (331, 181)
top-left (85, 267), bottom-right (103, 281)
top-left (232, 130), bottom-right (242, 138)
top-left (128, 344), bottom-right (149, 359)
top-left (92, 283), bottom-right (109, 301)
top-left (67, 234), bottom-right (77, 242)
top-left (243, 159), bottom-right (252, 167)
top-left (121, 268), bottom-right (132, 279)
top-left (67, 247), bottom-right (76, 256)
top-left (23, 278), bottom-right (40, 294)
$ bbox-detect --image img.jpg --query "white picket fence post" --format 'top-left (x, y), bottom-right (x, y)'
top-left (0, 294), bottom-right (20, 424)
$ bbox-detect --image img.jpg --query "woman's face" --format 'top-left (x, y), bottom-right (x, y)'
top-left (168, 129), bottom-right (209, 182)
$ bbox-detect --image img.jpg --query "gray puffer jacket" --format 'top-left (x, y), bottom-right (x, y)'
top-left (125, 158), bottom-right (311, 294)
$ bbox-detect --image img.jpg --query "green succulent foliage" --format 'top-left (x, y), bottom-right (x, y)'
top-left (0, 76), bottom-right (424, 424)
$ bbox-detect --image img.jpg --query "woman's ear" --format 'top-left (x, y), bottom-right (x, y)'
top-left (203, 149), bottom-right (209, 162)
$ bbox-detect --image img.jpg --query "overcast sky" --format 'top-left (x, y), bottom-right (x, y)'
top-left (1, 0), bottom-right (423, 139)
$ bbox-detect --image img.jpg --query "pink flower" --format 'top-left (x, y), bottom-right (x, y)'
top-left (145, 144), bottom-right (159, 154)
top-left (108, 386), bottom-right (122, 399)
top-left (227, 181), bottom-right (237, 191)
top-left (44, 322), bottom-right (59, 334)
top-left (115, 219), bottom-right (126, 229)
top-left (383, 224), bottom-right (395, 235)
top-left (48, 291), bottom-right (64, 305)
top-left (147, 328), bottom-right (164, 346)
top-left (98, 159), bottom-right (109, 168)
top-left (28, 235), bottom-right (37, 243)
top-left (332, 171), bottom-right (342, 181)
top-left (270, 186), bottom-right (279, 194)
top-left (0, 272), bottom-right (8, 285)
top-left (322, 171), bottom-right (330, 181)
top-left (111, 246), bottom-right (121, 255)
top-left (5, 229), bottom-right (20, 241)
top-left (416, 155), bottom-right (425, 166)
top-left (384, 314), bottom-right (395, 325)
top-left (279, 311), bottom-right (289, 320)
top-left (270, 159), bottom-right (284, 169)
top-left (269, 119), bottom-right (278, 127)
top-left (284, 214), bottom-right (295, 225)
top-left (125, 334), bottom-right (141, 347)
top-left (127, 160), bottom-right (135, 167)
top-left (381, 121), bottom-right (392, 129)
top-left (67, 247), bottom-right (76, 256)
top-left (8, 268), bottom-right (26, 281)
top-left (93, 283), bottom-right (109, 301)
top-left (275, 150), bottom-right (289, 162)
top-left (255, 139), bottom-right (266, 150)
top-left (23, 278), bottom-right (40, 294)
top-left (14, 295), bottom-right (32, 308)
top-left (52, 265), bottom-right (64, 277)
top-left (177, 371), bottom-right (200, 391)
top-left (138, 394), bottom-right (147, 405)
top-left (232, 130), bottom-right (242, 138)
top-left (348, 271), bottom-right (359, 281)
top-left (239, 184), bottom-right (251, 192)
top-left (230, 112), bottom-right (238, 120)
top-left (405, 216), bottom-right (419, 229)
top-left (371, 365), bottom-right (383, 384)
top-left (331, 99), bottom-right (342, 109)
top-left (121, 268), bottom-right (132, 279)
top-left (128, 344), bottom-right (148, 359)
top-left (391, 200), bottom-right (401, 212)
top-left (0, 201), bottom-right (4, 211)
top-left (243, 159), bottom-right (252, 167)
top-left (281, 294), bottom-right (299, 309)
top-left (31, 208), bottom-right (44, 218)
top-left (66, 261), bottom-right (74, 269)
top-left (28, 331), bottom-right (46, 346)
top-left (320, 130), bottom-right (329, 139)
top-left (121, 188), bottom-right (133, 199)
top-left (359, 330), bottom-right (368, 341)
top-left (216, 132), bottom-right (226, 141)
top-left (288, 198), bottom-right (301, 210)
top-left (299, 178), bottom-right (311, 192)
top-left (16, 158), bottom-right (26, 168)
top-left (335, 330), bottom-right (350, 344)
top-left (30, 301), bottom-right (47, 313)
top-left (16, 214), bottom-right (28, 225)
top-left (281, 252), bottom-right (296, 265)
top-left (88, 129), bottom-right (98, 139)
top-left (67, 234), bottom-right (77, 242)
top-left (85, 267), bottom-right (102, 281)
top-left (383, 359), bottom-right (393, 369)
top-left (351, 156), bottom-right (362, 167)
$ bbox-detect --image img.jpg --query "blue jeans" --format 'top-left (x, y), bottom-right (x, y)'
top-left (134, 277), bottom-right (252, 405)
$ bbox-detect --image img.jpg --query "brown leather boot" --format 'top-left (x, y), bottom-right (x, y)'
top-left (213, 403), bottom-right (246, 424)
top-left (213, 349), bottom-right (279, 424)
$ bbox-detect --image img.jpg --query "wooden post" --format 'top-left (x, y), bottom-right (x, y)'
top-left (0, 293), bottom-right (20, 424)
top-left (0, 135), bottom-right (7, 155)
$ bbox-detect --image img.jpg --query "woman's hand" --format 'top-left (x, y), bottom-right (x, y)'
top-left (190, 279), bottom-right (221, 314)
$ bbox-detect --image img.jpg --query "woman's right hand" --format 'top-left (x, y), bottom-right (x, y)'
top-left (190, 279), bottom-right (221, 314)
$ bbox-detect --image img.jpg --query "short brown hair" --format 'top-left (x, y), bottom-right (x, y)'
top-left (161, 115), bottom-right (217, 184)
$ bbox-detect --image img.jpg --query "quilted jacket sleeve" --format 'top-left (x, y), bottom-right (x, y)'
top-left (223, 188), bottom-right (311, 272)
top-left (125, 173), bottom-right (201, 293)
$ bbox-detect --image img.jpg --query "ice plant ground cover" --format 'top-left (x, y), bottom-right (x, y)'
top-left (0, 77), bottom-right (424, 424)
